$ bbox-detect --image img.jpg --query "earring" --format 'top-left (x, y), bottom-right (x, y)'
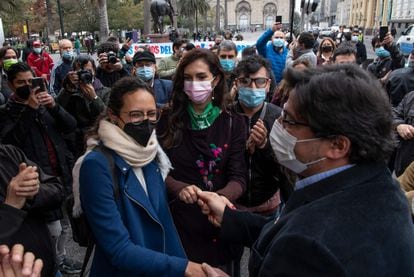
top-left (212, 90), bottom-right (215, 100)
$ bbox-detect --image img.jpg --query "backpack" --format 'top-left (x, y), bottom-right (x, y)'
top-left (65, 144), bottom-right (119, 275)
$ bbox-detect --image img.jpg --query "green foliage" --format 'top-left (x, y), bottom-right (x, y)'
top-left (107, 0), bottom-right (144, 30)
top-left (177, 0), bottom-right (209, 31)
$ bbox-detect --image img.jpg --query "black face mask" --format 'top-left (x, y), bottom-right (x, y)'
top-left (15, 85), bottom-right (31, 100)
top-left (321, 46), bottom-right (333, 53)
top-left (123, 119), bottom-right (156, 147)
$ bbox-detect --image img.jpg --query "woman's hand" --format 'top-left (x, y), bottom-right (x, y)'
top-left (184, 261), bottom-right (206, 277)
top-left (178, 185), bottom-right (202, 204)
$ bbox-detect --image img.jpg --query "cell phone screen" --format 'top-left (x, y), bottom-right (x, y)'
top-left (31, 78), bottom-right (46, 93)
top-left (379, 26), bottom-right (388, 41)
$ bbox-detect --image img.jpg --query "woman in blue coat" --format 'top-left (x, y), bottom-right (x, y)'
top-left (79, 77), bottom-right (204, 276)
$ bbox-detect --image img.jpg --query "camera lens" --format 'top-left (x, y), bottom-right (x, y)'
top-left (107, 51), bottom-right (118, 64)
top-left (77, 70), bottom-right (93, 84)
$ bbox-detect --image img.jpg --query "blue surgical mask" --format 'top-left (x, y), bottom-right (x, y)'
top-left (273, 38), bottom-right (284, 48)
top-left (351, 35), bottom-right (359, 42)
top-left (33, 47), bottom-right (42, 54)
top-left (375, 47), bottom-right (390, 58)
top-left (238, 87), bottom-right (266, 108)
top-left (220, 59), bottom-right (235, 72)
top-left (135, 66), bottom-right (154, 81)
top-left (62, 50), bottom-right (74, 60)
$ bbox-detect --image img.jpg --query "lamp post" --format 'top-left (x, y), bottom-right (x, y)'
top-left (57, 0), bottom-right (64, 38)
top-left (289, 0), bottom-right (295, 42)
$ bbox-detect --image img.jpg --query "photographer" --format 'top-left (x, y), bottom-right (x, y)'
top-left (57, 55), bottom-right (110, 158)
top-left (367, 31), bottom-right (405, 82)
top-left (95, 42), bottom-right (130, 88)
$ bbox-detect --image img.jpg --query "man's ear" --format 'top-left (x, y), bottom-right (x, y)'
top-left (265, 78), bottom-right (272, 93)
top-left (325, 135), bottom-right (351, 160)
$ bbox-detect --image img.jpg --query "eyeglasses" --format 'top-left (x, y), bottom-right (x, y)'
top-left (280, 110), bottom-right (309, 127)
top-left (237, 77), bottom-right (269, 88)
top-left (122, 110), bottom-right (161, 124)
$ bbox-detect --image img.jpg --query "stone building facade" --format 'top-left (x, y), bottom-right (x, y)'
top-left (207, 0), bottom-right (291, 30)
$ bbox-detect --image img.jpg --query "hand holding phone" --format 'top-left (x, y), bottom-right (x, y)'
top-left (379, 26), bottom-right (388, 42)
top-left (31, 77), bottom-right (46, 93)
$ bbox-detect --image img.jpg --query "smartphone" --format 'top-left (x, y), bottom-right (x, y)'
top-left (276, 16), bottom-right (282, 23)
top-left (31, 77), bottom-right (46, 93)
top-left (125, 31), bottom-right (133, 42)
top-left (379, 26), bottom-right (388, 42)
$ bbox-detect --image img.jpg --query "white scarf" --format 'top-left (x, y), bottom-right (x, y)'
top-left (72, 119), bottom-right (172, 217)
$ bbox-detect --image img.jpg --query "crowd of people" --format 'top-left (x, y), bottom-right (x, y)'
top-left (1, 20), bottom-right (414, 277)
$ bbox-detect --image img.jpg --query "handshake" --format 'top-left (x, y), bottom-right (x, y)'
top-left (181, 186), bottom-right (236, 277)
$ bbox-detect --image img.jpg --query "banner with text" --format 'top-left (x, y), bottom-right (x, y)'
top-left (126, 41), bottom-right (256, 59)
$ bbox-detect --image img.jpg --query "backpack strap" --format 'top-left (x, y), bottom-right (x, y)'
top-left (80, 144), bottom-right (119, 276)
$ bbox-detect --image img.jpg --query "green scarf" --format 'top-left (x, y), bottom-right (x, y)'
top-left (188, 102), bottom-right (221, 130)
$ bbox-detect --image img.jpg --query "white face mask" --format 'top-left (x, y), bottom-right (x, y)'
top-left (269, 120), bottom-right (326, 174)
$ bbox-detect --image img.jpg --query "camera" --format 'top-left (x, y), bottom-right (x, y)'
top-left (77, 69), bottom-right (93, 84)
top-left (107, 51), bottom-right (118, 64)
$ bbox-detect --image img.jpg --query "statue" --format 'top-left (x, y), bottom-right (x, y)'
top-left (150, 0), bottom-right (174, 34)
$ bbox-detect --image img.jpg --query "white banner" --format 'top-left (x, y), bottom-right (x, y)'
top-left (126, 41), bottom-right (257, 59)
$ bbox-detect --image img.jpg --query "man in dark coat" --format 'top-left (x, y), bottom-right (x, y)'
top-left (197, 64), bottom-right (414, 276)
top-left (0, 144), bottom-right (65, 276)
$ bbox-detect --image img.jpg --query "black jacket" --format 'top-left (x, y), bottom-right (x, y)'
top-left (234, 102), bottom-right (293, 207)
top-left (56, 78), bottom-right (110, 158)
top-left (0, 144), bottom-right (65, 277)
top-left (367, 43), bottom-right (405, 79)
top-left (393, 90), bottom-right (414, 176)
top-left (355, 42), bottom-right (367, 65)
top-left (95, 67), bottom-right (130, 88)
top-left (386, 67), bottom-right (414, 107)
top-left (0, 101), bottom-right (76, 220)
top-left (221, 163), bottom-right (414, 276)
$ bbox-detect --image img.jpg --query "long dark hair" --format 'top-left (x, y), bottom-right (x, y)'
top-left (161, 48), bottom-right (230, 149)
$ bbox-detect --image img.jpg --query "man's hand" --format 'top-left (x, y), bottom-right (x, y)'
top-left (201, 263), bottom-right (230, 277)
top-left (79, 83), bottom-right (97, 101)
top-left (25, 90), bottom-right (40, 110)
top-left (4, 163), bottom-right (40, 209)
top-left (249, 119), bottom-right (268, 150)
top-left (179, 185), bottom-right (202, 204)
top-left (98, 53), bottom-right (108, 67)
top-left (66, 71), bottom-right (79, 87)
top-left (0, 244), bottom-right (43, 277)
top-left (36, 91), bottom-right (55, 109)
top-left (396, 124), bottom-right (414, 140)
top-left (184, 261), bottom-right (206, 277)
top-left (122, 38), bottom-right (133, 51)
top-left (197, 191), bottom-right (235, 227)
top-left (271, 22), bottom-right (282, 32)
top-left (382, 32), bottom-right (394, 48)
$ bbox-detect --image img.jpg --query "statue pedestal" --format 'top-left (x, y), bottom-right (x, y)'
top-left (146, 33), bottom-right (170, 43)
